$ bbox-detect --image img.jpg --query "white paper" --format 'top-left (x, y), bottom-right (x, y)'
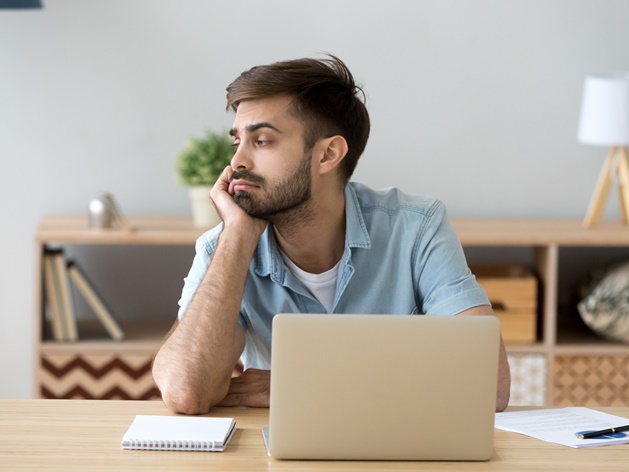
top-left (495, 407), bottom-right (629, 448)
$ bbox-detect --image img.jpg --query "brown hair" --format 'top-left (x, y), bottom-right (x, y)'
top-left (226, 55), bottom-right (370, 184)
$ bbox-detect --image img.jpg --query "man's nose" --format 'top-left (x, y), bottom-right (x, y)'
top-left (230, 143), bottom-right (252, 171)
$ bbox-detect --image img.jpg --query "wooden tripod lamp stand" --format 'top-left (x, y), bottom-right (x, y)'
top-left (578, 74), bottom-right (629, 228)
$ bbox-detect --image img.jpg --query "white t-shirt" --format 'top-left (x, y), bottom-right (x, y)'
top-left (280, 252), bottom-right (340, 313)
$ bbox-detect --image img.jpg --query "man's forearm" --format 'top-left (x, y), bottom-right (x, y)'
top-left (495, 337), bottom-right (511, 412)
top-left (152, 226), bottom-right (257, 414)
top-left (457, 305), bottom-right (511, 412)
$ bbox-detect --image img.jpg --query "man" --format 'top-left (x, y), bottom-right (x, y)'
top-left (152, 55), bottom-right (510, 414)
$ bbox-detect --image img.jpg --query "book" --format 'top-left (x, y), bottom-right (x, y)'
top-left (43, 250), bottom-right (66, 341)
top-left (121, 415), bottom-right (236, 452)
top-left (67, 261), bottom-right (125, 341)
top-left (52, 250), bottom-right (78, 341)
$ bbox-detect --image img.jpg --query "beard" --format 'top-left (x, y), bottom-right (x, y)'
top-left (230, 151), bottom-right (313, 224)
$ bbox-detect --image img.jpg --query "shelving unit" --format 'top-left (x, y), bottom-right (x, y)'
top-left (455, 218), bottom-right (629, 406)
top-left (34, 216), bottom-right (629, 405)
top-left (34, 216), bottom-right (205, 400)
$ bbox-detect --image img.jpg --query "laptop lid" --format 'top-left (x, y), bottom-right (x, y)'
top-left (268, 314), bottom-right (500, 461)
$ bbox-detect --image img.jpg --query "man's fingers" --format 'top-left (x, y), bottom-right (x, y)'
top-left (224, 369), bottom-right (266, 394)
top-left (216, 393), bottom-right (248, 407)
top-left (223, 376), bottom-right (249, 394)
top-left (217, 392), bottom-right (269, 408)
top-left (216, 369), bottom-right (271, 408)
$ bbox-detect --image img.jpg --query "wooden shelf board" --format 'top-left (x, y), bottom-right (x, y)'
top-left (36, 215), bottom-right (206, 245)
top-left (38, 216), bottom-right (629, 246)
top-left (453, 218), bottom-right (629, 246)
top-left (553, 344), bottom-right (629, 356)
top-left (555, 330), bottom-right (629, 355)
top-left (503, 343), bottom-right (547, 355)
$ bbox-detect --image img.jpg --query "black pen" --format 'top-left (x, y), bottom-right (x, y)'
top-left (577, 425), bottom-right (629, 439)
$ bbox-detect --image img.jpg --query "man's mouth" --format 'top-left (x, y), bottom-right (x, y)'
top-left (233, 181), bottom-right (258, 191)
top-left (230, 179), bottom-right (260, 194)
top-left (229, 170), bottom-right (265, 195)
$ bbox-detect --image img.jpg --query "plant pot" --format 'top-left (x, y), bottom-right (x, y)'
top-left (188, 186), bottom-right (221, 228)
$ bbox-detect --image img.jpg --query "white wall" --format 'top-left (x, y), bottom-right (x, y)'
top-left (1, 0), bottom-right (628, 398)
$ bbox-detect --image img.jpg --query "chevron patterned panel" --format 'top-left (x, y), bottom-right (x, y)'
top-left (553, 355), bottom-right (629, 406)
top-left (40, 353), bottom-right (160, 400)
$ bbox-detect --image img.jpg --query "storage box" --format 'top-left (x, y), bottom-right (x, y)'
top-left (471, 264), bottom-right (538, 343)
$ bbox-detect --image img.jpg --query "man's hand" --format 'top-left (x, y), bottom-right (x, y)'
top-left (210, 165), bottom-right (266, 237)
top-left (216, 368), bottom-right (270, 408)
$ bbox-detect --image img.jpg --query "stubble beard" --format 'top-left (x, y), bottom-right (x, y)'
top-left (231, 151), bottom-right (314, 230)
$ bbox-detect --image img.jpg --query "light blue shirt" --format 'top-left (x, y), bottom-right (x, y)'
top-left (178, 182), bottom-right (489, 369)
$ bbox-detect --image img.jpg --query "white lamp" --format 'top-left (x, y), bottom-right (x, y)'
top-left (578, 73), bottom-right (629, 227)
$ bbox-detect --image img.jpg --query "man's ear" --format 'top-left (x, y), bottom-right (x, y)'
top-left (316, 135), bottom-right (348, 176)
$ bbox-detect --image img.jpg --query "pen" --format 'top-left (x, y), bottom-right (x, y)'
top-left (577, 425), bottom-right (629, 439)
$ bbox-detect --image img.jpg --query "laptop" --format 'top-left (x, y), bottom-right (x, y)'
top-left (265, 314), bottom-right (500, 461)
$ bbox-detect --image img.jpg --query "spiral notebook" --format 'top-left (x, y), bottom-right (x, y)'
top-left (121, 415), bottom-right (236, 452)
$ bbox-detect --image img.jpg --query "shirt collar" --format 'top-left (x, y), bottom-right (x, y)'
top-left (254, 182), bottom-right (371, 278)
top-left (344, 182), bottom-right (371, 249)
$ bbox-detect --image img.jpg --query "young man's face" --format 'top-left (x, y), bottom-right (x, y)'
top-left (228, 95), bottom-right (314, 220)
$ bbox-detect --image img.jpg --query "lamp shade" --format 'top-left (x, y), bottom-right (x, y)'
top-left (577, 73), bottom-right (629, 146)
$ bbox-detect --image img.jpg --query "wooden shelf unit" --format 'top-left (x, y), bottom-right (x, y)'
top-left (34, 216), bottom-right (629, 405)
top-left (34, 215), bottom-right (205, 400)
top-left (454, 218), bottom-right (629, 406)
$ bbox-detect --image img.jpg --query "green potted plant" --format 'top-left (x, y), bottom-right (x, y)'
top-left (177, 129), bottom-right (234, 227)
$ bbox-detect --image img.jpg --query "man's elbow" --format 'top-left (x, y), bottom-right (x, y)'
top-left (155, 374), bottom-right (230, 415)
top-left (160, 388), bottom-right (213, 415)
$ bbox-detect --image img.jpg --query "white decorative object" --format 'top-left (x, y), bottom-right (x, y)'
top-left (188, 186), bottom-right (221, 228)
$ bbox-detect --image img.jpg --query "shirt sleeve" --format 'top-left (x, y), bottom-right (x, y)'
top-left (413, 201), bottom-right (490, 315)
top-left (177, 226), bottom-right (248, 330)
top-left (177, 234), bottom-right (213, 320)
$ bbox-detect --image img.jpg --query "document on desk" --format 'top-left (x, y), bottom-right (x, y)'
top-left (495, 407), bottom-right (629, 448)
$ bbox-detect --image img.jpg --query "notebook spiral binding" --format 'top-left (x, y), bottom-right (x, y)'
top-left (123, 438), bottom-right (218, 451)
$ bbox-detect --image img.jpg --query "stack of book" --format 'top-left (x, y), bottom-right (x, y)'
top-left (43, 248), bottom-right (124, 342)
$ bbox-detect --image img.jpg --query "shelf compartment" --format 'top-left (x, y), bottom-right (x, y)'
top-left (38, 319), bottom-right (172, 400)
top-left (471, 264), bottom-right (538, 344)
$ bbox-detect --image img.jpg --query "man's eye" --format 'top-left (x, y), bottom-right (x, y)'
top-left (232, 142), bottom-right (240, 149)
top-left (256, 140), bottom-right (270, 146)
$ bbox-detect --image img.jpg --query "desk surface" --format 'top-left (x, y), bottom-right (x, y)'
top-left (1, 400), bottom-right (628, 471)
